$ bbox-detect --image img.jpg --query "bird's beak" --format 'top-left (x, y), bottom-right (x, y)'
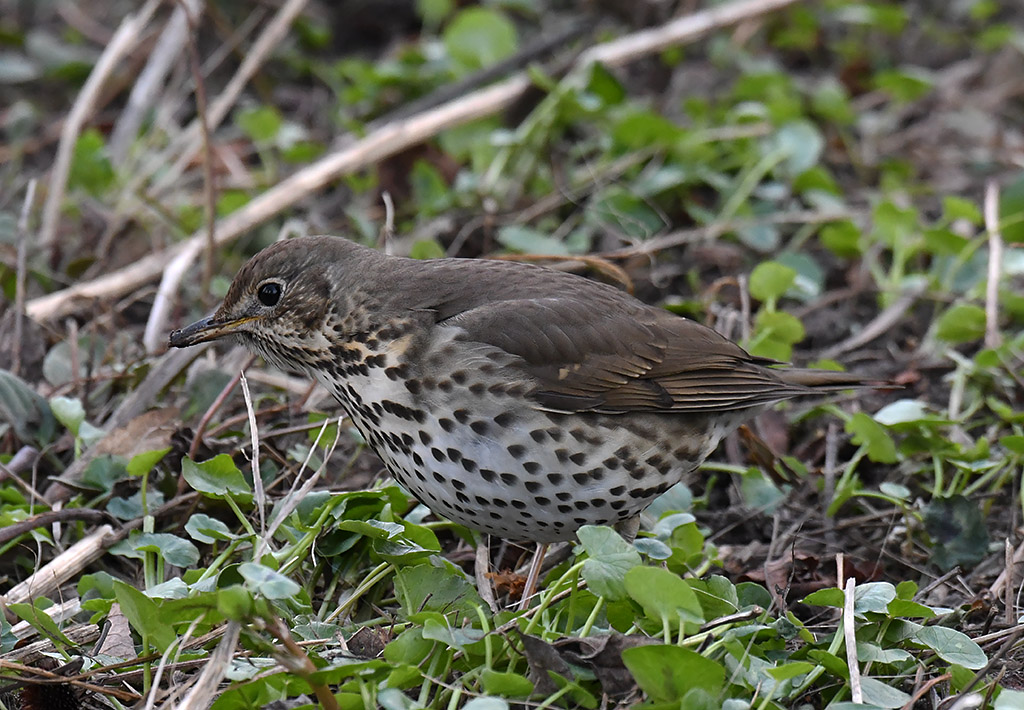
top-left (169, 315), bottom-right (252, 348)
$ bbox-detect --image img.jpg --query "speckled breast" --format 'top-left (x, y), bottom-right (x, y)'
top-left (310, 325), bottom-right (728, 543)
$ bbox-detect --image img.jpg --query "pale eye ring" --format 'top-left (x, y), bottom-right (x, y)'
top-left (257, 281), bottom-right (283, 307)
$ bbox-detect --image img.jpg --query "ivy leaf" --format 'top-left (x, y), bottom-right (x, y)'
top-left (443, 8), bottom-right (517, 75)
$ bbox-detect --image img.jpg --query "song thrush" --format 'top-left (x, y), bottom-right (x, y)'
top-left (170, 236), bottom-right (871, 599)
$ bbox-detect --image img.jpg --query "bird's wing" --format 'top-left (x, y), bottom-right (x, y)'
top-left (434, 293), bottom-right (806, 414)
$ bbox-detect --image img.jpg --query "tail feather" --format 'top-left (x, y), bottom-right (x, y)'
top-left (773, 368), bottom-right (893, 391)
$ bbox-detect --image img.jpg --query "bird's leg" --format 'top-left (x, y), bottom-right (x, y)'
top-left (475, 533), bottom-right (498, 613)
top-left (517, 542), bottom-right (548, 611)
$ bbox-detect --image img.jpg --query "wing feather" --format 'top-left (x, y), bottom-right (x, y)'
top-left (420, 259), bottom-right (865, 414)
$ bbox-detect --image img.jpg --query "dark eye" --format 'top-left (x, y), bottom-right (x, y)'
top-left (257, 282), bottom-right (282, 307)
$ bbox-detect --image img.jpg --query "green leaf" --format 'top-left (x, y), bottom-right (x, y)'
top-left (417, 0), bottom-right (454, 27)
top-left (995, 689), bottom-right (1024, 709)
top-left (110, 532), bottom-right (200, 567)
top-left (914, 626), bottom-right (987, 669)
top-left (776, 251), bottom-right (824, 301)
top-left (999, 171), bottom-right (1024, 243)
top-left (585, 62), bottom-right (625, 106)
top-left (126, 447), bottom-right (171, 477)
top-left (886, 599), bottom-right (936, 619)
top-left (216, 190), bottom-right (250, 217)
top-left (393, 561), bottom-right (484, 615)
top-left (68, 128), bottom-right (115, 196)
top-left (622, 645), bottom-right (725, 702)
top-left (384, 627), bottom-right (435, 666)
top-left (422, 617), bottom-right (485, 653)
top-left (803, 587), bottom-right (844, 608)
top-left (49, 395), bottom-right (85, 435)
top-left (754, 310), bottom-right (805, 344)
top-left (871, 201), bottom-right (918, 248)
top-left (749, 261), bottom-right (797, 302)
top-left (7, 603), bottom-right (75, 646)
top-left (857, 642), bottom-right (913, 665)
top-left (624, 566), bottom-right (704, 628)
top-left (182, 454), bottom-right (253, 502)
top-left (770, 120), bottom-right (824, 176)
top-left (410, 159), bottom-right (452, 215)
top-left (236, 105), bottom-right (282, 144)
top-left (765, 661), bottom-right (816, 680)
top-left (239, 562), bottom-right (302, 600)
top-left (113, 580), bottom-right (176, 652)
top-left (1001, 435), bottom-right (1024, 454)
top-left (846, 412), bottom-right (898, 463)
top-left (853, 582), bottom-right (897, 615)
top-left (463, 699), bottom-right (509, 710)
top-left (736, 221), bottom-right (780, 253)
top-left (480, 669), bottom-right (533, 697)
top-left (81, 455), bottom-right (128, 493)
top-left (820, 220), bottom-right (862, 258)
top-left (873, 67), bottom-right (933, 102)
top-left (943, 196), bottom-right (982, 224)
top-left (610, 108), bottom-right (681, 150)
top-left (859, 677), bottom-right (911, 708)
top-left (496, 225), bottom-right (570, 256)
top-left (185, 513), bottom-right (238, 543)
top-left (811, 77), bottom-right (854, 125)
top-left (217, 584), bottom-right (254, 620)
top-left (443, 8), bottom-right (517, 75)
top-left (0, 369), bottom-right (56, 443)
top-left (108, 490), bottom-right (165, 520)
top-left (935, 304), bottom-right (986, 344)
top-left (577, 525), bottom-right (641, 601)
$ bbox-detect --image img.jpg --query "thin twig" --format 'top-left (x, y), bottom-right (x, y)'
top-left (843, 576), bottom-right (863, 704)
top-left (1006, 539), bottom-right (1015, 627)
top-left (984, 180), bottom-right (1003, 349)
top-left (12, 179), bottom-right (36, 377)
top-left (990, 539), bottom-right (1024, 602)
top-left (240, 372), bottom-right (265, 536)
top-left (175, 621), bottom-right (241, 710)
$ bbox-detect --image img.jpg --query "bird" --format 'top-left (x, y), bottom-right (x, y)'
top-left (169, 235), bottom-right (873, 605)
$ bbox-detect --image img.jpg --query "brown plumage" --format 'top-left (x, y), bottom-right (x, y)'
top-left (170, 235), bottom-right (871, 546)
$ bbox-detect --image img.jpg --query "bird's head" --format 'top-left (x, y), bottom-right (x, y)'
top-left (169, 236), bottom-right (378, 371)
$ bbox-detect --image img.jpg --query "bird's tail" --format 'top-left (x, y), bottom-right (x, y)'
top-left (773, 368), bottom-right (894, 391)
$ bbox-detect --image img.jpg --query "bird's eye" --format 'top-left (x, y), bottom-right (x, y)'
top-left (257, 281), bottom-right (282, 307)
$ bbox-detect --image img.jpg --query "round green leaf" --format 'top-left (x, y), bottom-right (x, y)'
top-left (846, 412), bottom-right (898, 463)
top-left (182, 454), bottom-right (252, 501)
top-left (624, 566), bottom-right (704, 627)
top-left (239, 562), bottom-right (302, 600)
top-left (749, 261), bottom-right (797, 302)
top-left (622, 645), bottom-right (725, 702)
top-left (443, 8), bottom-right (517, 74)
top-left (577, 525), bottom-right (642, 601)
top-left (859, 676), bottom-right (911, 708)
top-left (185, 513), bottom-right (238, 543)
top-left (935, 304), bottom-right (985, 344)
